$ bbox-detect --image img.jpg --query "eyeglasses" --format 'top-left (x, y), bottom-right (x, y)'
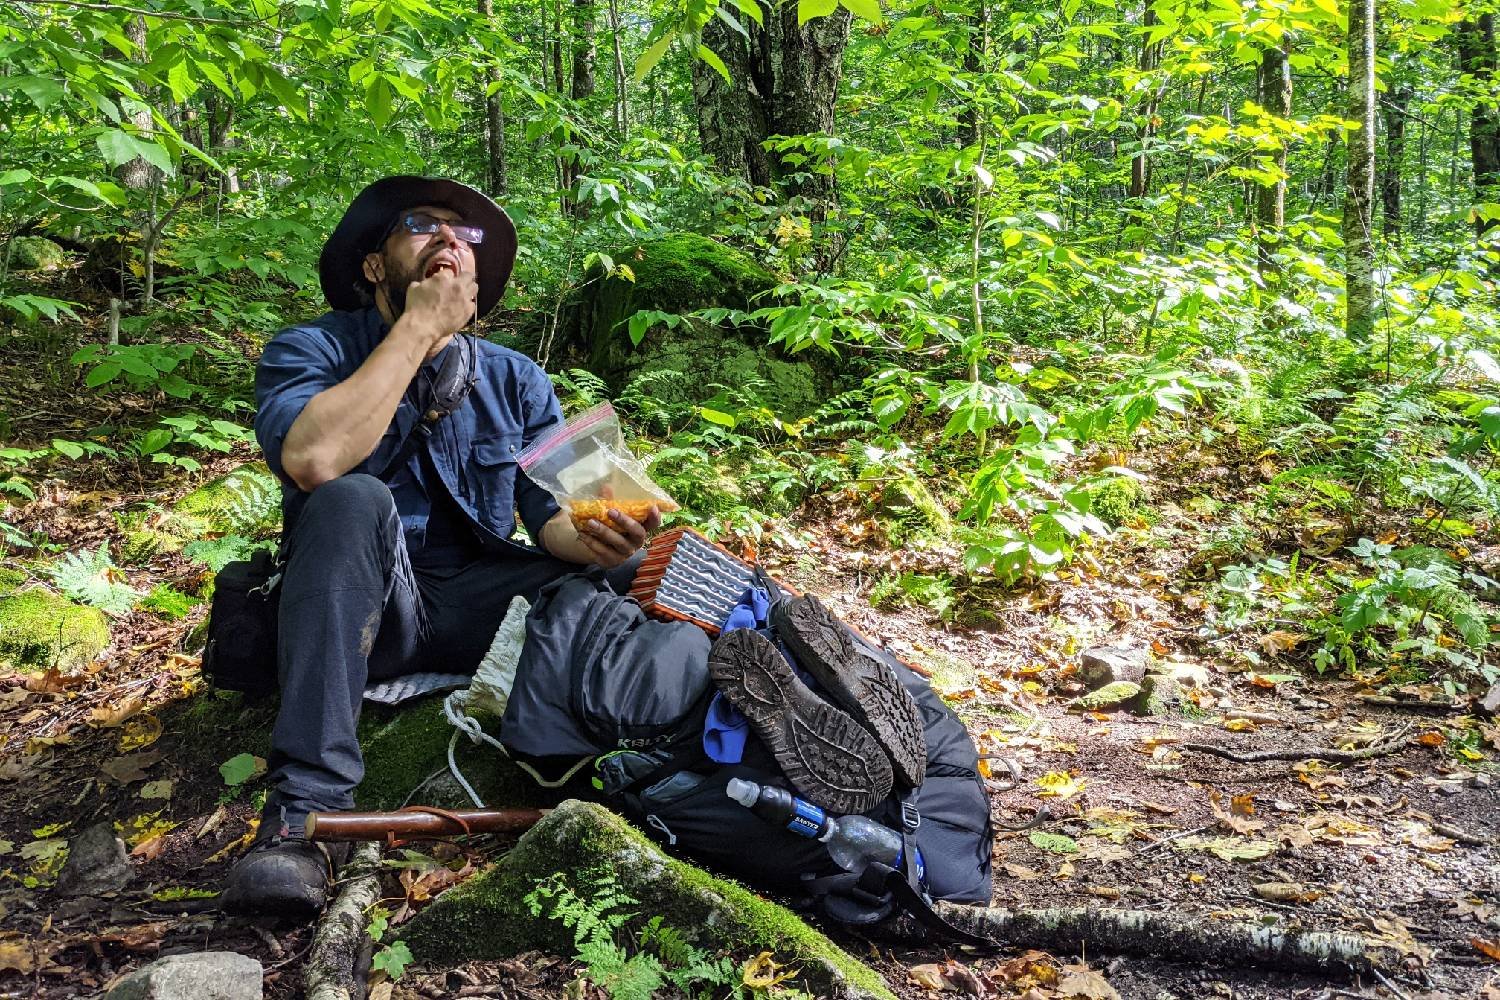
top-left (384, 212), bottom-right (485, 246)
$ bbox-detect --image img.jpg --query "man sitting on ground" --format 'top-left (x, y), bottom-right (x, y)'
top-left (221, 176), bottom-right (660, 916)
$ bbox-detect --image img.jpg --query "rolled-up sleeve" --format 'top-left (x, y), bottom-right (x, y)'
top-left (254, 327), bottom-right (342, 483)
top-left (514, 363), bottom-right (565, 540)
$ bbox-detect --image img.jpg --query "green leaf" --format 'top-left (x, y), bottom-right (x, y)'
top-left (166, 59), bottom-right (196, 103)
top-left (1029, 831), bottom-right (1079, 854)
top-left (371, 941), bottom-right (413, 980)
top-left (697, 406), bottom-right (738, 428)
top-left (695, 44), bottom-right (731, 85)
top-left (366, 75), bottom-right (394, 127)
top-left (51, 439), bottom-right (84, 460)
top-left (136, 429), bottom-right (173, 455)
top-left (7, 76), bottom-right (64, 112)
top-left (218, 753), bottom-right (265, 787)
top-left (838, 0), bottom-right (883, 24)
top-left (798, 0), bottom-right (838, 23)
top-left (727, 0), bottom-right (764, 26)
top-left (0, 169), bottom-right (32, 187)
top-left (634, 32), bottom-right (673, 82)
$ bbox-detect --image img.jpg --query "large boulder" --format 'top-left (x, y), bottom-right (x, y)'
top-left (10, 236), bottom-right (67, 271)
top-left (0, 587), bottom-right (110, 671)
top-left (404, 799), bottom-right (896, 1000)
top-left (559, 233), bottom-right (830, 417)
top-left (167, 464), bottom-right (281, 539)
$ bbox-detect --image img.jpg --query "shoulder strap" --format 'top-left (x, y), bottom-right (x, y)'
top-left (378, 335), bottom-right (479, 480)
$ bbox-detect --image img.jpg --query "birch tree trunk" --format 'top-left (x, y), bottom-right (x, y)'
top-left (1343, 0), bottom-right (1377, 342)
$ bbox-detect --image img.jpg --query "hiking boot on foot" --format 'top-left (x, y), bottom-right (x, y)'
top-left (709, 627), bottom-right (893, 814)
top-left (772, 595), bottom-right (927, 788)
top-left (220, 804), bottom-right (349, 917)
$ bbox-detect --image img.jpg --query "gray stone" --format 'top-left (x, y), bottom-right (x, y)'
top-left (1481, 680), bottom-right (1500, 716)
top-left (1128, 672), bottom-right (1182, 716)
top-left (56, 821), bottom-right (129, 897)
top-left (1078, 646), bottom-right (1147, 690)
top-left (105, 952), bottom-right (262, 1000)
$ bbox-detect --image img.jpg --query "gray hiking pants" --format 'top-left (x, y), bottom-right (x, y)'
top-left (270, 474), bottom-right (639, 815)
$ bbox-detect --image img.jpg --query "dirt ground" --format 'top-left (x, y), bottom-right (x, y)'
top-left (1, 469), bottom-right (1498, 999)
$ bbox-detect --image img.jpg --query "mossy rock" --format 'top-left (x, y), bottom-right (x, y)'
top-left (167, 464), bottom-right (281, 539)
top-left (873, 474), bottom-right (952, 542)
top-left (1068, 680), bottom-right (1142, 712)
top-left (9, 236), bottom-right (67, 271)
top-left (559, 234), bottom-right (831, 417)
top-left (0, 566), bottom-right (27, 598)
top-left (0, 588), bottom-right (110, 671)
top-left (353, 699), bottom-right (574, 811)
top-left (1127, 672), bottom-right (1183, 717)
top-left (404, 800), bottom-right (895, 1000)
top-left (1086, 476), bottom-right (1146, 527)
top-left (121, 528), bottom-right (184, 566)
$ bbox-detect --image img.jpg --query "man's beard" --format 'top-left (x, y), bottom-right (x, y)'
top-left (377, 255), bottom-right (423, 319)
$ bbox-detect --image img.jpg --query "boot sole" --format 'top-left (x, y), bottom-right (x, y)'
top-left (709, 628), bottom-right (892, 814)
top-left (773, 595), bottom-right (927, 788)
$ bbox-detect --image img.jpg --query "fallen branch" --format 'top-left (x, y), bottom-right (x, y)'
top-left (1177, 724), bottom-right (1414, 764)
top-left (933, 903), bottom-right (1406, 976)
top-left (1358, 695), bottom-right (1464, 715)
top-left (305, 842), bottom-right (381, 1000)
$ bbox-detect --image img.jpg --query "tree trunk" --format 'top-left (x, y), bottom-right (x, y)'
top-left (479, 0), bottom-right (508, 195)
top-left (1256, 39), bottom-right (1291, 280)
top-left (551, 0), bottom-right (565, 96)
top-left (115, 16), bottom-right (159, 192)
top-left (1344, 0), bottom-right (1377, 341)
top-left (691, 1), bottom-right (852, 212)
top-left (607, 0), bottom-right (628, 135)
top-left (1458, 16), bottom-right (1500, 238)
top-left (1380, 84), bottom-right (1409, 241)
top-left (570, 0), bottom-right (596, 101)
top-left (1128, 1), bottom-right (1164, 200)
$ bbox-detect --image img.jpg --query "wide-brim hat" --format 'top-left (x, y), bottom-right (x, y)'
top-left (318, 176), bottom-right (518, 319)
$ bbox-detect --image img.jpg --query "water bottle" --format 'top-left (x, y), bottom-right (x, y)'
top-left (726, 778), bottom-right (924, 886)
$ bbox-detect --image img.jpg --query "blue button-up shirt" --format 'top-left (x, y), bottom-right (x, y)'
top-left (254, 307), bottom-right (564, 560)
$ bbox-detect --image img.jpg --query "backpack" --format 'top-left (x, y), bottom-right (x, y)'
top-left (498, 570), bottom-right (994, 932)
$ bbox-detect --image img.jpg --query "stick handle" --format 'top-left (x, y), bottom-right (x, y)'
top-left (304, 806), bottom-right (548, 842)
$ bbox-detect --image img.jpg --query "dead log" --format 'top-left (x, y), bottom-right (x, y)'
top-left (933, 903), bottom-right (1407, 976)
top-left (305, 842), bottom-right (381, 1000)
top-left (1178, 724), bottom-right (1413, 764)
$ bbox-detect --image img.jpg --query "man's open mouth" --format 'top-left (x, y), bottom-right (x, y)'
top-left (424, 253), bottom-right (460, 278)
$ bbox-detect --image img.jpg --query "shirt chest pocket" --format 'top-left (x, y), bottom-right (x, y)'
top-left (466, 433), bottom-right (522, 528)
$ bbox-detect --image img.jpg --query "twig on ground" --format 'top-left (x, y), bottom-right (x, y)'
top-left (1130, 823), bottom-right (1213, 860)
top-left (1178, 724), bottom-right (1415, 764)
top-left (1371, 966), bottom-right (1412, 1000)
top-left (1430, 821), bottom-right (1493, 846)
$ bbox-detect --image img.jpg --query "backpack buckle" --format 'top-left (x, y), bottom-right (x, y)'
top-left (900, 800), bottom-right (921, 834)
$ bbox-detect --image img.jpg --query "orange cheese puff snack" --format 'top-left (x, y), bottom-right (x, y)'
top-left (569, 498), bottom-right (680, 531)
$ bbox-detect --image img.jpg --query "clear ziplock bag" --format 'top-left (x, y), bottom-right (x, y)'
top-left (517, 402), bottom-right (679, 529)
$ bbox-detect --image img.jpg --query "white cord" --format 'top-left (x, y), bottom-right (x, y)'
top-left (441, 596), bottom-right (594, 803)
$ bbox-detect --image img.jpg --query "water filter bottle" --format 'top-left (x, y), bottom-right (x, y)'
top-left (725, 777), bottom-right (925, 886)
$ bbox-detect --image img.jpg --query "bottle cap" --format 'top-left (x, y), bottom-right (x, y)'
top-left (725, 777), bottom-right (759, 808)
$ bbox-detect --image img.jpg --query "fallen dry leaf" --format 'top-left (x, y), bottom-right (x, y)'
top-left (1257, 631), bottom-right (1307, 656)
top-left (1056, 964), bottom-right (1120, 999)
top-left (906, 959), bottom-right (954, 995)
top-left (1417, 731), bottom-right (1447, 748)
top-left (117, 713), bottom-right (162, 751)
top-left (1224, 717), bottom-right (1257, 732)
top-left (130, 833), bottom-right (168, 862)
top-left (1252, 882), bottom-right (1323, 904)
top-left (742, 950), bottom-right (797, 989)
top-left (1034, 771), bottom-right (1086, 799)
top-left (1474, 937), bottom-right (1500, 962)
top-left (101, 750), bottom-right (163, 785)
